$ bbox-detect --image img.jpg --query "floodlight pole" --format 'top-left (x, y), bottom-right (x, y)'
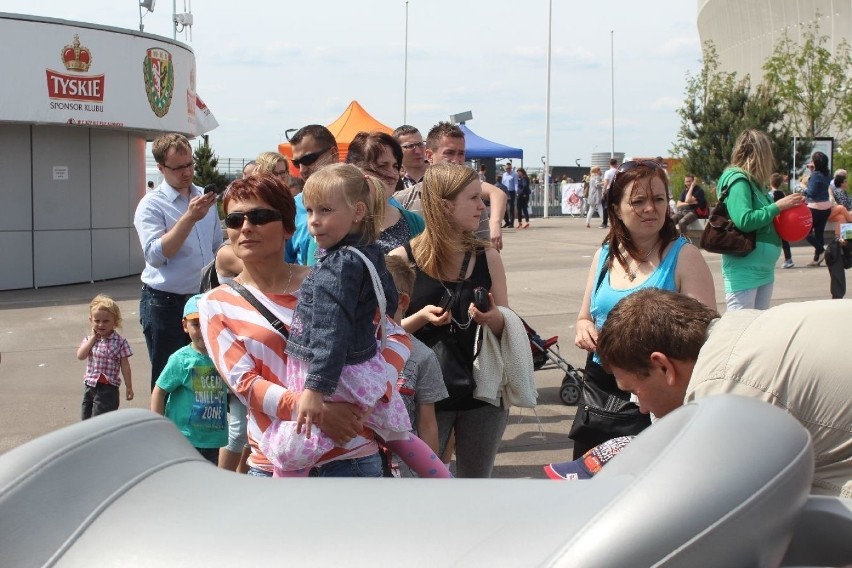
top-left (543, 0), bottom-right (552, 219)
top-left (403, 1), bottom-right (409, 124)
top-left (610, 30), bottom-right (615, 158)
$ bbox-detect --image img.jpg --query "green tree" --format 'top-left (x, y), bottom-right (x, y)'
top-left (193, 137), bottom-right (229, 191)
top-left (762, 17), bottom-right (852, 140)
top-left (673, 42), bottom-right (802, 184)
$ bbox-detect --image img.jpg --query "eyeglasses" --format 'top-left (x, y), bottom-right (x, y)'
top-left (612, 160), bottom-right (662, 185)
top-left (224, 208), bottom-right (283, 229)
top-left (292, 147), bottom-right (332, 168)
top-left (400, 141), bottom-right (426, 150)
top-left (161, 160), bottom-right (194, 171)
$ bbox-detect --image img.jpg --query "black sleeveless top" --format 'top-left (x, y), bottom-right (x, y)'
top-left (406, 247), bottom-right (492, 410)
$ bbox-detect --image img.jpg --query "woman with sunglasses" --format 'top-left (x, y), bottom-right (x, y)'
top-left (570, 160), bottom-right (716, 458)
top-left (199, 173), bottom-right (412, 478)
top-left (717, 130), bottom-right (804, 310)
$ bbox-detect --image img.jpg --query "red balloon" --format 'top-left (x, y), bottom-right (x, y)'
top-left (773, 203), bottom-right (813, 242)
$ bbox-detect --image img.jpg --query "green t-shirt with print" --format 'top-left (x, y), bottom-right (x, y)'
top-left (156, 345), bottom-right (228, 449)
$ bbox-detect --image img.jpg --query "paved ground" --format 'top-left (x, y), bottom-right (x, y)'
top-left (0, 216), bottom-right (834, 477)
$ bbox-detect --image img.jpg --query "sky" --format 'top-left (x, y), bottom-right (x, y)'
top-left (3, 0), bottom-right (702, 169)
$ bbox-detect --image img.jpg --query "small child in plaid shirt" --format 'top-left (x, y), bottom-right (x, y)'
top-left (76, 295), bottom-right (133, 420)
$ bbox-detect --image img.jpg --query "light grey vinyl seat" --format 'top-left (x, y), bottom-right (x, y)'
top-left (0, 395), bottom-right (845, 567)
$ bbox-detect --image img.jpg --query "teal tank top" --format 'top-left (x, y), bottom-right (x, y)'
top-left (590, 236), bottom-right (687, 363)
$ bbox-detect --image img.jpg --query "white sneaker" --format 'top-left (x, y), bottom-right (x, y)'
top-left (782, 259), bottom-right (794, 269)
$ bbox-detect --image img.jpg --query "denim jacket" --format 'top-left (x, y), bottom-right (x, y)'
top-left (285, 235), bottom-right (398, 395)
top-left (807, 171), bottom-right (830, 203)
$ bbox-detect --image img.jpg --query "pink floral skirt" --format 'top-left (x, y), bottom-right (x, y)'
top-left (260, 351), bottom-right (412, 473)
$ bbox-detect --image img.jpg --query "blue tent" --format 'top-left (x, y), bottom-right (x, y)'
top-left (459, 124), bottom-right (523, 159)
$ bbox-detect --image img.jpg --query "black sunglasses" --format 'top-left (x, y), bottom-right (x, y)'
top-left (224, 208), bottom-right (283, 229)
top-left (292, 147), bottom-right (332, 168)
top-left (612, 160), bottom-right (662, 184)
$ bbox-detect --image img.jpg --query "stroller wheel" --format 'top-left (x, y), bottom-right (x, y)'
top-left (559, 382), bottom-right (581, 406)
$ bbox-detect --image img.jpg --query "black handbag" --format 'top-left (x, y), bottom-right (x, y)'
top-left (421, 251), bottom-right (477, 401)
top-left (699, 184), bottom-right (756, 257)
top-left (567, 353), bottom-right (651, 459)
top-left (567, 259), bottom-right (651, 459)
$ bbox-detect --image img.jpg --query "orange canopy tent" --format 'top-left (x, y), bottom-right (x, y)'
top-left (278, 100), bottom-right (393, 164)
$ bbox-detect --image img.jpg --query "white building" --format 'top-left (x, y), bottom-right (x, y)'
top-left (0, 13), bottom-right (216, 290)
top-left (697, 0), bottom-right (852, 84)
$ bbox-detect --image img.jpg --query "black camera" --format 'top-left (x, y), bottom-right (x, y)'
top-left (204, 183), bottom-right (224, 196)
top-left (472, 287), bottom-right (490, 312)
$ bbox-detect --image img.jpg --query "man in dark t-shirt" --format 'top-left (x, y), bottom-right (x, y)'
top-left (671, 174), bottom-right (707, 233)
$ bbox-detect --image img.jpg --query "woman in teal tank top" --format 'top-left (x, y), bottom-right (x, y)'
top-left (569, 160), bottom-right (716, 458)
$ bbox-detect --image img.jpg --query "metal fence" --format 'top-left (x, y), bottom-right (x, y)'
top-left (527, 183), bottom-right (586, 218)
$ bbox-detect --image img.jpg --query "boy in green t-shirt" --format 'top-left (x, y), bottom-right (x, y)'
top-left (151, 295), bottom-right (228, 464)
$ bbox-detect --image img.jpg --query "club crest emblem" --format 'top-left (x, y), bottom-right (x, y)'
top-left (143, 47), bottom-right (174, 117)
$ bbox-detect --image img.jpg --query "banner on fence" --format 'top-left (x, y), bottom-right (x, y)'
top-left (561, 183), bottom-right (585, 215)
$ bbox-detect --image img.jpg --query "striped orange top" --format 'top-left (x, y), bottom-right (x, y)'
top-left (199, 283), bottom-right (411, 473)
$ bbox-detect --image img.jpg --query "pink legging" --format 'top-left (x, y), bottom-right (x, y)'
top-left (275, 434), bottom-right (452, 478)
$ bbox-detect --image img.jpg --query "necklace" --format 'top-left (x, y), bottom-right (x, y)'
top-left (281, 263), bottom-right (295, 294)
top-left (438, 279), bottom-right (474, 330)
top-left (625, 241), bottom-right (660, 282)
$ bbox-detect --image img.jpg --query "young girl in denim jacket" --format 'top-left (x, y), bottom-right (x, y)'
top-left (260, 164), bottom-right (450, 478)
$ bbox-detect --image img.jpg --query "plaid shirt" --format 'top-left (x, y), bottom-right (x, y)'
top-left (81, 332), bottom-right (133, 387)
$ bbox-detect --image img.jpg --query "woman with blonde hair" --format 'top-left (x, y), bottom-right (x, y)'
top-left (585, 165), bottom-right (604, 228)
top-left (716, 129), bottom-right (804, 310)
top-left (391, 163), bottom-right (509, 478)
top-left (254, 151), bottom-right (298, 196)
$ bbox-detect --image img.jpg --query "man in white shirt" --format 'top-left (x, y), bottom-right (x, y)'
top-left (501, 163), bottom-right (519, 228)
top-left (134, 133), bottom-right (222, 389)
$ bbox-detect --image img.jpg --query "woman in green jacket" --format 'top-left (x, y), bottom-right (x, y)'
top-left (718, 129), bottom-right (804, 310)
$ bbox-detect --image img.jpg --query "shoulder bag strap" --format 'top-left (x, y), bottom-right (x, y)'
top-left (227, 281), bottom-right (289, 339)
top-left (344, 246), bottom-right (388, 351)
top-left (594, 248), bottom-right (609, 294)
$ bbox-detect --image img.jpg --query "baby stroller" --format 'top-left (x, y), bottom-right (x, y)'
top-left (523, 319), bottom-right (583, 405)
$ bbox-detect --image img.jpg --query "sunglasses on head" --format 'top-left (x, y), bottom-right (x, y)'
top-left (292, 147), bottom-right (332, 168)
top-left (224, 208), bottom-right (283, 229)
top-left (612, 160), bottom-right (663, 184)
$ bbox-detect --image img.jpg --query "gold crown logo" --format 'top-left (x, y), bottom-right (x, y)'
top-left (61, 34), bottom-right (91, 72)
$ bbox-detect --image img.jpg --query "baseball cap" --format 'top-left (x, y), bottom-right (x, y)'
top-left (543, 436), bottom-right (633, 480)
top-left (183, 294), bottom-right (202, 320)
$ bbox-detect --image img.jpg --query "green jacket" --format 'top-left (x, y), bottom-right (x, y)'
top-left (716, 167), bottom-right (782, 294)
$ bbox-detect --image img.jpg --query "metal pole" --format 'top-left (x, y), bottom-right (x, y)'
top-left (610, 30), bottom-right (615, 158)
top-left (544, 0), bottom-right (552, 218)
top-left (792, 136), bottom-right (797, 191)
top-left (404, 1), bottom-right (409, 124)
top-left (173, 0), bottom-right (177, 39)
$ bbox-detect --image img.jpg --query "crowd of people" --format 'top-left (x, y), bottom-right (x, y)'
top-left (70, 124), bottom-right (849, 498)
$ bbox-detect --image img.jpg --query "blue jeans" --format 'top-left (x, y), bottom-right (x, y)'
top-left (725, 282), bottom-right (774, 311)
top-left (140, 285), bottom-right (191, 390)
top-left (310, 453), bottom-right (382, 478)
top-left (247, 466), bottom-right (272, 478)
